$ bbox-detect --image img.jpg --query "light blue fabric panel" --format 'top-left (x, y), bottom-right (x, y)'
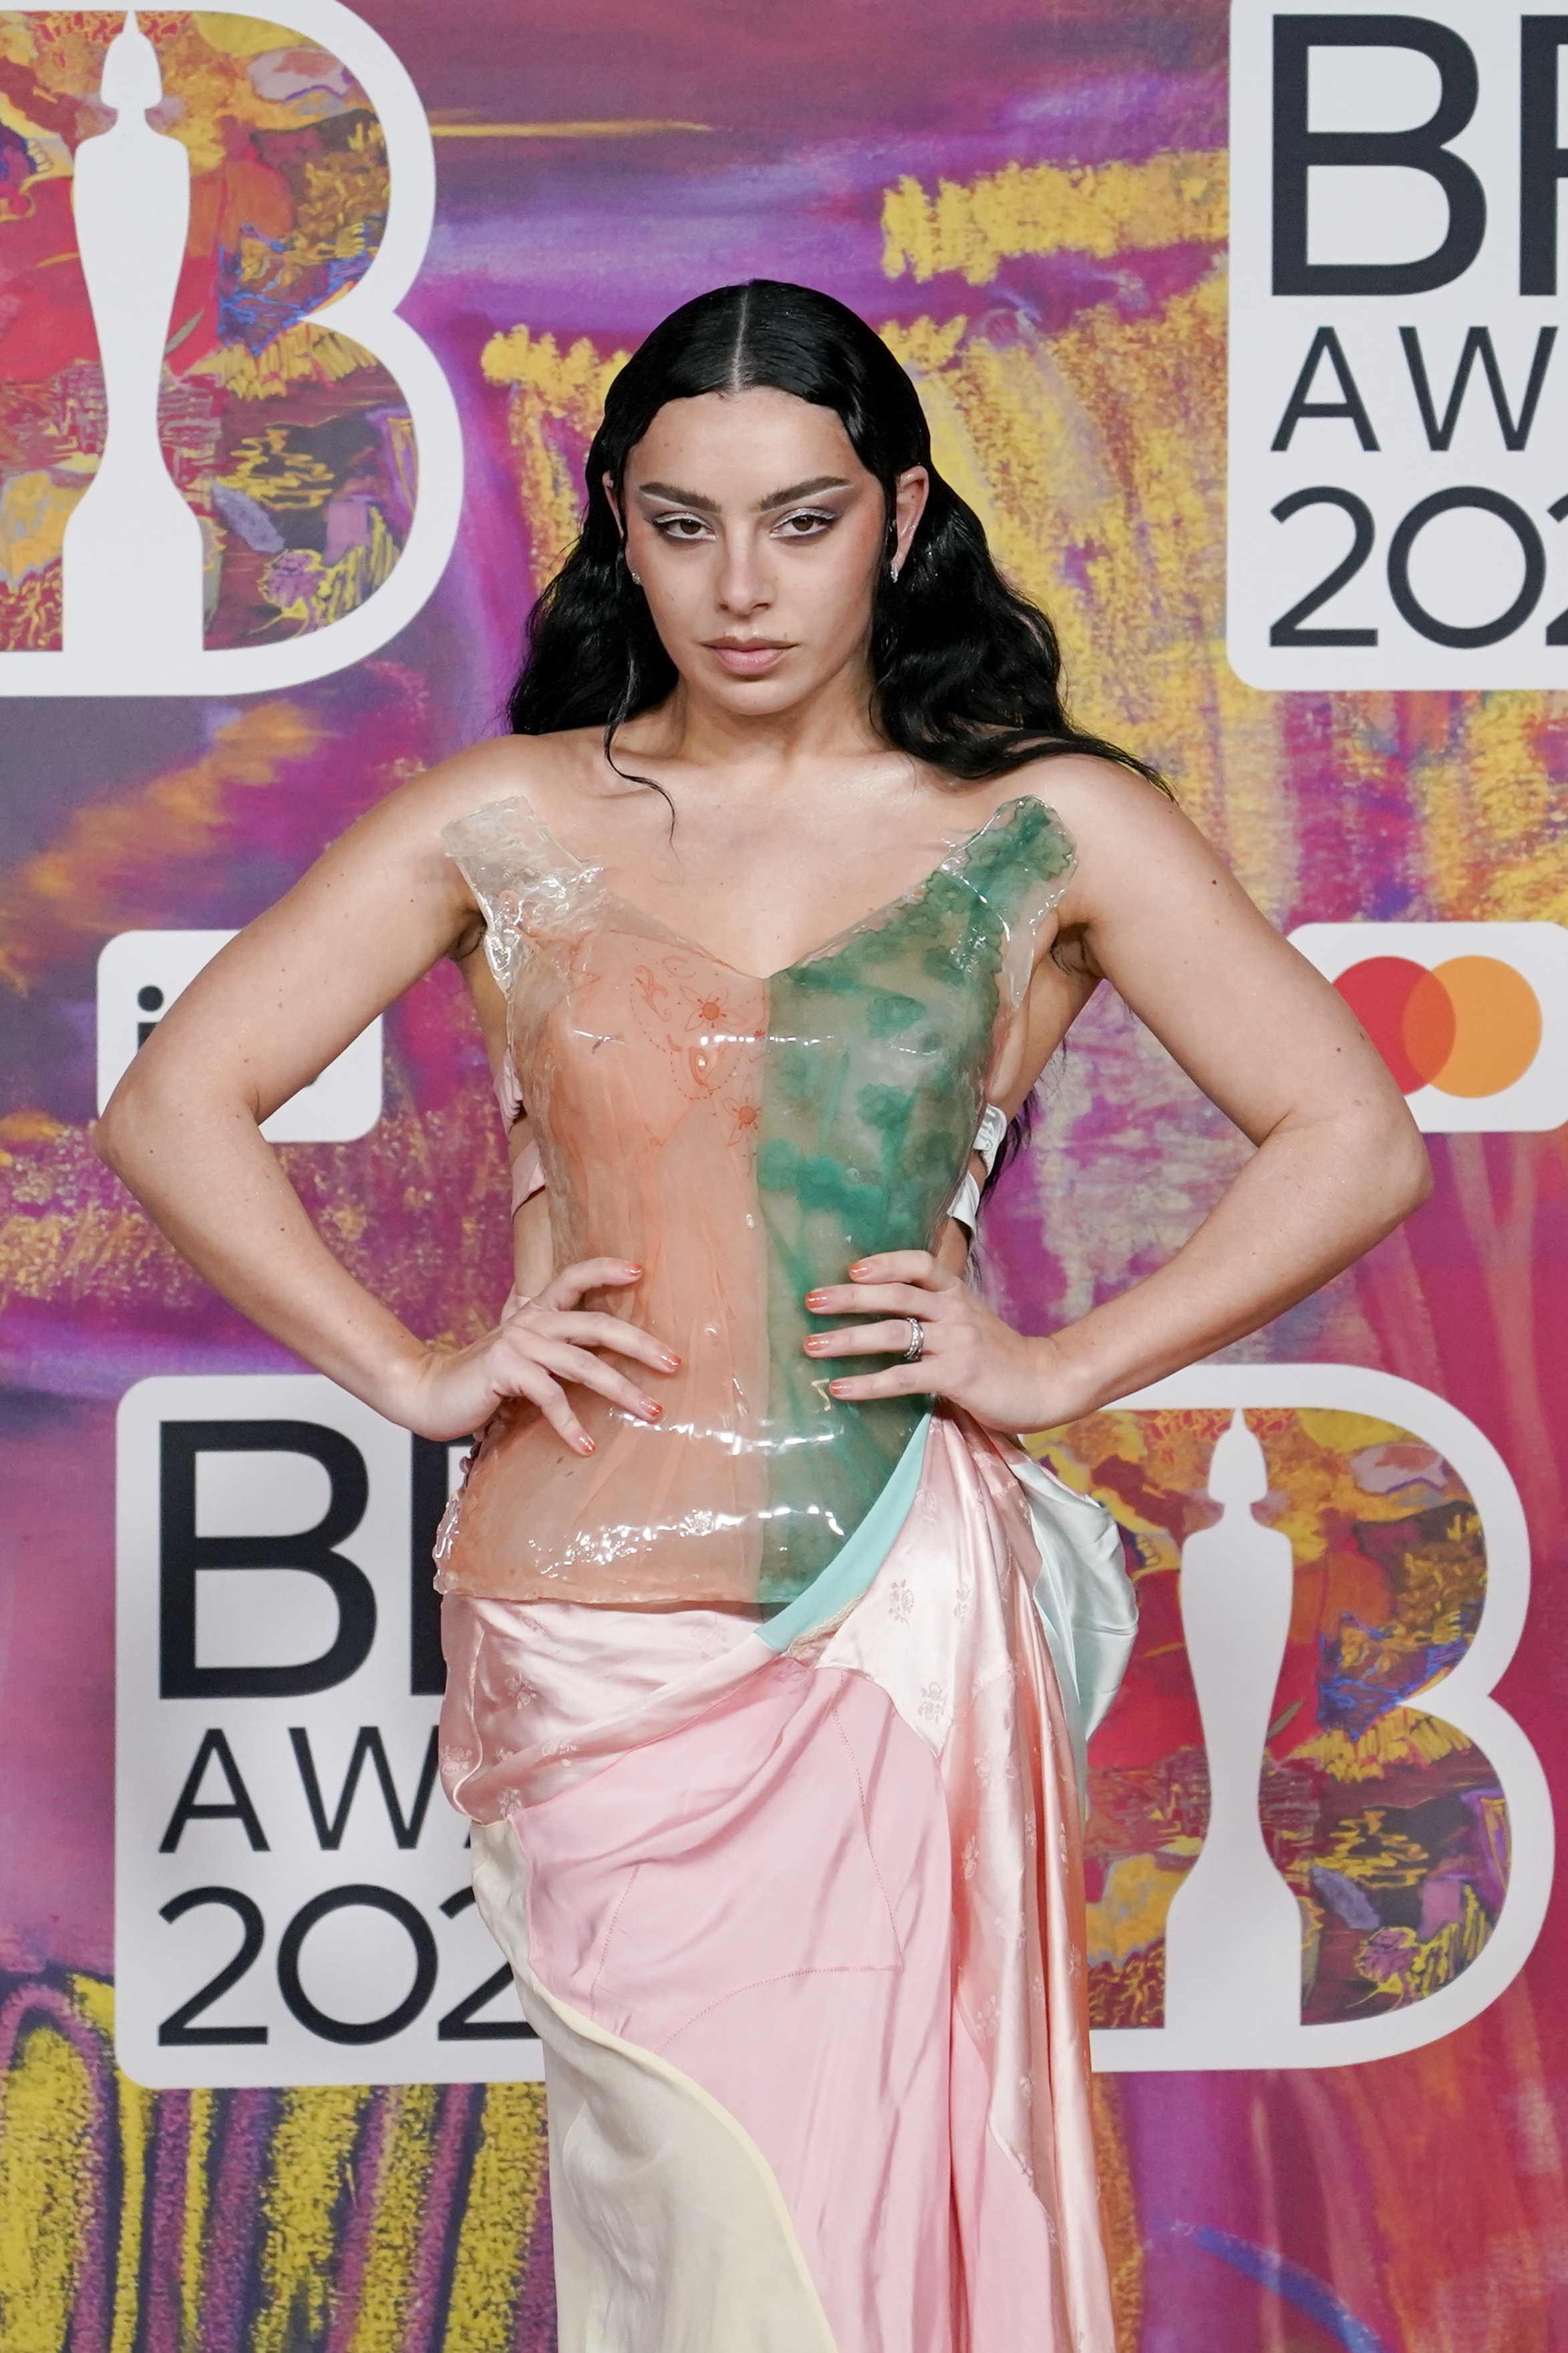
top-left (759, 1415), bottom-right (1138, 1808)
top-left (1007, 1447), bottom-right (1139, 1800)
top-left (759, 1413), bottom-right (932, 1653)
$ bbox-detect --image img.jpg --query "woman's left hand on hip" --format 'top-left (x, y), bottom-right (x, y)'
top-left (803, 1251), bottom-right (1067, 1433)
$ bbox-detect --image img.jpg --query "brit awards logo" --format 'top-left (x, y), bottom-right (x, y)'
top-left (112, 1363), bottom-right (1551, 2088)
top-left (0, 3), bottom-right (461, 694)
top-left (1084, 1367), bottom-right (1551, 2075)
top-left (1228, 4), bottom-right (1568, 690)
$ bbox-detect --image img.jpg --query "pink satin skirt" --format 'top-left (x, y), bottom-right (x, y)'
top-left (440, 1413), bottom-right (1115, 2353)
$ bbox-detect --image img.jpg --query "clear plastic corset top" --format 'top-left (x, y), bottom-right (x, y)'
top-left (438, 789), bottom-right (1076, 1611)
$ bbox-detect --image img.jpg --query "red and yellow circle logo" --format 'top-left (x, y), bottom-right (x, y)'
top-left (1334, 957), bottom-right (1543, 1097)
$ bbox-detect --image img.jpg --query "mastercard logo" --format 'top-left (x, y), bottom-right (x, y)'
top-left (1332, 956), bottom-right (1542, 1097)
top-left (1287, 922), bottom-right (1568, 1134)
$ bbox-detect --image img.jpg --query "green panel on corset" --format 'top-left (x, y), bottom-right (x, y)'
top-left (754, 797), bottom-right (1075, 1601)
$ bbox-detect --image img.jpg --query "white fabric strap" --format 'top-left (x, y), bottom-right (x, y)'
top-left (943, 1103), bottom-right (1010, 1240)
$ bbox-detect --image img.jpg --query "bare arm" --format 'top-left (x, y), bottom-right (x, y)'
top-left (95, 747), bottom-right (678, 1447)
top-left (812, 763), bottom-right (1430, 1425)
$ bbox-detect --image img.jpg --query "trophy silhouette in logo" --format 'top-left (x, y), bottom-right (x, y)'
top-left (61, 11), bottom-right (205, 667)
top-left (1089, 1365), bottom-right (1547, 2073)
top-left (1162, 1408), bottom-right (1305, 2044)
top-left (3, 0), bottom-right (460, 697)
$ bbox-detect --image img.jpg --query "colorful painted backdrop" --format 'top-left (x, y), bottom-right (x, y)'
top-left (4, 2), bottom-right (1568, 2348)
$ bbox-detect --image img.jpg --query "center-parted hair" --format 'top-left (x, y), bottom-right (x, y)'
top-left (507, 278), bottom-right (1164, 795)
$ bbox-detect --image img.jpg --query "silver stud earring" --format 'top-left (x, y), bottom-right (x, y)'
top-left (889, 559), bottom-right (901, 582)
top-left (629, 569), bottom-right (642, 586)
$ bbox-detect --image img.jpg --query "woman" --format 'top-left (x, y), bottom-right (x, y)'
top-left (99, 281), bottom-right (1429, 2352)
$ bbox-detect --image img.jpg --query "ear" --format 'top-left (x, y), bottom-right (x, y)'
top-left (603, 473), bottom-right (625, 539)
top-left (891, 466), bottom-right (929, 576)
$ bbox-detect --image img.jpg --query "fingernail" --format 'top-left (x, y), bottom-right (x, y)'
top-left (624, 1264), bottom-right (643, 1277)
top-left (660, 1351), bottom-right (681, 1370)
top-left (804, 1292), bottom-right (827, 1309)
top-left (849, 1264), bottom-right (871, 1278)
top-left (641, 1401), bottom-right (662, 1419)
top-left (577, 1435), bottom-right (595, 1454)
top-left (804, 1336), bottom-right (824, 1353)
top-left (829, 1380), bottom-right (851, 1396)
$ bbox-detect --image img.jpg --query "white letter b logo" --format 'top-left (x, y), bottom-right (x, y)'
top-left (1052, 1367), bottom-right (1553, 2072)
top-left (0, 3), bottom-right (460, 695)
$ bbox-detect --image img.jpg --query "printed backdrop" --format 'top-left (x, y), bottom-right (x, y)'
top-left (3, 3), bottom-right (1568, 2350)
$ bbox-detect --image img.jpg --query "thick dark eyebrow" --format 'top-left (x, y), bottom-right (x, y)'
top-left (632, 474), bottom-right (853, 515)
top-left (635, 480), bottom-right (721, 513)
top-left (756, 474), bottom-right (852, 512)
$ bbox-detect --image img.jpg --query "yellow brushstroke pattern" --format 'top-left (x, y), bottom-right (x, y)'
top-left (882, 148), bottom-right (1227, 282)
top-left (1089, 2074), bottom-right (1146, 2353)
top-left (0, 2019), bottom-right (93, 2353)
top-left (441, 2088), bottom-right (547, 2353)
top-left (67, 1981), bottom-right (152, 2353)
top-left (0, 565), bottom-right (63, 652)
top-left (0, 1079), bottom-right (509, 1337)
top-left (1300, 1707), bottom-right (1476, 1784)
top-left (958, 278), bottom-right (1273, 891)
top-left (0, 81), bottom-right (72, 180)
top-left (190, 323), bottom-right (381, 401)
top-left (345, 2085), bottom-right (438, 2353)
top-left (192, 15), bottom-right (310, 59)
top-left (1085, 1853), bottom-right (1186, 1968)
top-left (1250, 1407), bottom-right (1465, 1566)
top-left (482, 325), bottom-right (629, 583)
top-left (0, 1980), bottom-right (553, 2352)
top-left (0, 473), bottom-right (84, 591)
top-left (261, 507), bottom-right (402, 633)
top-left (1406, 692), bottom-right (1568, 927)
top-left (182, 2090), bottom-right (213, 2353)
top-left (138, 18), bottom-right (363, 179)
top-left (878, 314), bottom-right (969, 377)
top-left (253, 2088), bottom-right (369, 2353)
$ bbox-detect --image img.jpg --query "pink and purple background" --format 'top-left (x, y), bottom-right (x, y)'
top-left (3, 1), bottom-right (1567, 2346)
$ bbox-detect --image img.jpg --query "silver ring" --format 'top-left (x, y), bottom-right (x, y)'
top-left (901, 1315), bottom-right (925, 1363)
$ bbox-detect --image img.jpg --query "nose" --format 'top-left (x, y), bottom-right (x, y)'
top-left (714, 529), bottom-right (772, 619)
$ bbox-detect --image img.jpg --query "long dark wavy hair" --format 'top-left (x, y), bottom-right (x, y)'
top-left (507, 278), bottom-right (1165, 799)
top-left (508, 279), bottom-right (1165, 1203)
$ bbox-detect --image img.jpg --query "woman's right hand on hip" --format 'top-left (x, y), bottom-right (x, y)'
top-left (391, 1259), bottom-right (679, 1453)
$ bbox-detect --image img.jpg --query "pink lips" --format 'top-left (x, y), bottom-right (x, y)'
top-left (707, 640), bottom-right (790, 677)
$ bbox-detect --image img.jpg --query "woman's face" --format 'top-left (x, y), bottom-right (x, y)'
top-left (610, 386), bottom-right (927, 721)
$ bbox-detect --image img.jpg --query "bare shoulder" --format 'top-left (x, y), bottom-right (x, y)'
top-left (1009, 754), bottom-right (1224, 916)
top-left (378, 726), bottom-right (602, 840)
top-left (310, 731), bottom-right (611, 926)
